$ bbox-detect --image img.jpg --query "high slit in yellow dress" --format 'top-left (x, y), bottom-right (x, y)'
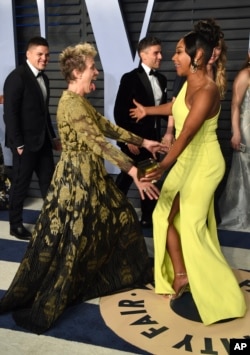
top-left (153, 82), bottom-right (247, 325)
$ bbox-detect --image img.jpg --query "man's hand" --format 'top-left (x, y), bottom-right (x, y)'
top-left (52, 138), bottom-right (62, 151)
top-left (17, 147), bottom-right (24, 155)
top-left (161, 133), bottom-right (175, 151)
top-left (127, 143), bottom-right (140, 155)
top-left (142, 139), bottom-right (168, 158)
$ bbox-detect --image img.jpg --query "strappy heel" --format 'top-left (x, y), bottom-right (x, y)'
top-left (172, 272), bottom-right (189, 300)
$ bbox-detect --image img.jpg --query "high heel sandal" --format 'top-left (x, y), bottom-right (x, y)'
top-left (172, 272), bottom-right (189, 300)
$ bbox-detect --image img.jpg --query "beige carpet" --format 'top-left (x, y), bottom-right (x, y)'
top-left (100, 269), bottom-right (250, 355)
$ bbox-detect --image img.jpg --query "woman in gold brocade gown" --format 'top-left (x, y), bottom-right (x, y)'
top-left (0, 43), bottom-right (165, 333)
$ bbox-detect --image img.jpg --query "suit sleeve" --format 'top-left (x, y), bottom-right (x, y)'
top-left (44, 75), bottom-right (56, 140)
top-left (113, 74), bottom-right (135, 133)
top-left (3, 72), bottom-right (24, 148)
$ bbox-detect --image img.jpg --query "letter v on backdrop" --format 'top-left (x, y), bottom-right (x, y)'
top-left (85, 0), bottom-right (155, 173)
top-left (0, 1), bottom-right (155, 173)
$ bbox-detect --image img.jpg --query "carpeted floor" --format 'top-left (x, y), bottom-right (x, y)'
top-left (0, 197), bottom-right (249, 355)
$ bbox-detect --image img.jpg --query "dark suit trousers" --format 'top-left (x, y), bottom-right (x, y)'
top-left (9, 139), bottom-right (54, 228)
top-left (115, 145), bottom-right (157, 222)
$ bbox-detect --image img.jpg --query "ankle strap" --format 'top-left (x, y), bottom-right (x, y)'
top-left (176, 272), bottom-right (187, 276)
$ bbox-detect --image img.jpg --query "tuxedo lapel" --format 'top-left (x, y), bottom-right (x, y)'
top-left (137, 66), bottom-right (167, 106)
top-left (24, 64), bottom-right (47, 108)
top-left (137, 67), bottom-right (155, 105)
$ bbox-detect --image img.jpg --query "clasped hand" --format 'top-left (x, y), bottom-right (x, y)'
top-left (140, 163), bottom-right (164, 183)
top-left (137, 163), bottom-right (164, 200)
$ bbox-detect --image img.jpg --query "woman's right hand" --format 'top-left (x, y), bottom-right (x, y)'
top-left (129, 99), bottom-right (147, 122)
top-left (141, 163), bottom-right (165, 182)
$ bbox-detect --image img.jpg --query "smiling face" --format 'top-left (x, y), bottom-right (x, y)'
top-left (140, 44), bottom-right (162, 69)
top-left (26, 44), bottom-right (49, 71)
top-left (208, 41), bottom-right (222, 65)
top-left (172, 38), bottom-right (191, 76)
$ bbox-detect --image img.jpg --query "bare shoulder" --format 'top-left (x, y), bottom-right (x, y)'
top-left (196, 79), bottom-right (219, 101)
top-left (234, 68), bottom-right (250, 86)
top-left (204, 78), bottom-right (218, 92)
top-left (191, 79), bottom-right (220, 117)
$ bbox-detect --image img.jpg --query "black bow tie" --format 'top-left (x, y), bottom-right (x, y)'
top-left (149, 69), bottom-right (159, 77)
top-left (36, 71), bottom-right (43, 77)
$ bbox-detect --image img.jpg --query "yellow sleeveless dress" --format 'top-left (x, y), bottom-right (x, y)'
top-left (153, 82), bottom-right (246, 325)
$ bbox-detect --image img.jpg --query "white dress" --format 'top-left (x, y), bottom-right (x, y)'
top-left (219, 86), bottom-right (250, 232)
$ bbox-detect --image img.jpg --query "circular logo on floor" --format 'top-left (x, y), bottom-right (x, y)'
top-left (100, 269), bottom-right (250, 355)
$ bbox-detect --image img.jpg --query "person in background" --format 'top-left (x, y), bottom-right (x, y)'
top-left (218, 51), bottom-right (250, 231)
top-left (3, 36), bottom-right (61, 240)
top-left (114, 36), bottom-right (168, 228)
top-left (130, 21), bottom-right (246, 324)
top-left (0, 95), bottom-right (10, 210)
top-left (0, 142), bottom-right (10, 210)
top-left (0, 42), bottom-right (165, 334)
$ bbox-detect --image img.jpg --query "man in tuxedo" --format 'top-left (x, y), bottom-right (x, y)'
top-left (114, 36), bottom-right (168, 227)
top-left (3, 36), bottom-right (60, 240)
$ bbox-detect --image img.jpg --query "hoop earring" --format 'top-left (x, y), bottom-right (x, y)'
top-left (191, 59), bottom-right (198, 73)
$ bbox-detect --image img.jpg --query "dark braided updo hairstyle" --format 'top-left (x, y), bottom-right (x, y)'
top-left (184, 20), bottom-right (224, 68)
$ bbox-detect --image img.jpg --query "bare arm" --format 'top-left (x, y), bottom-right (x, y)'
top-left (231, 69), bottom-right (250, 150)
top-left (161, 97), bottom-right (176, 149)
top-left (130, 100), bottom-right (173, 122)
top-left (161, 115), bottom-right (175, 150)
top-left (141, 84), bottom-right (220, 180)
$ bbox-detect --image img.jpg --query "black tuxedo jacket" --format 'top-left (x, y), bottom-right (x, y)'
top-left (3, 62), bottom-right (56, 152)
top-left (114, 65), bottom-right (167, 147)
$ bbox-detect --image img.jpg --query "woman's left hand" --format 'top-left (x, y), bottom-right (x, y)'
top-left (128, 166), bottom-right (161, 200)
top-left (138, 181), bottom-right (160, 200)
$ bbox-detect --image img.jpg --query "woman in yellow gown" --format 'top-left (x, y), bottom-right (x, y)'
top-left (130, 22), bottom-right (247, 325)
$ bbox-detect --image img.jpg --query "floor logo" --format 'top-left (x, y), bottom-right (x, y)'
top-left (100, 269), bottom-right (250, 355)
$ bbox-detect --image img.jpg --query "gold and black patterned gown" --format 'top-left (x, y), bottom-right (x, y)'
top-left (0, 143), bottom-right (10, 210)
top-left (0, 91), bottom-right (153, 333)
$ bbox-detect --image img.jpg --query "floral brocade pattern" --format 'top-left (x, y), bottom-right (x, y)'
top-left (0, 91), bottom-right (152, 333)
top-left (0, 144), bottom-right (10, 210)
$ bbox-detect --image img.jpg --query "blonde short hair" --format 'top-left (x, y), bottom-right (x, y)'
top-left (59, 42), bottom-right (97, 82)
